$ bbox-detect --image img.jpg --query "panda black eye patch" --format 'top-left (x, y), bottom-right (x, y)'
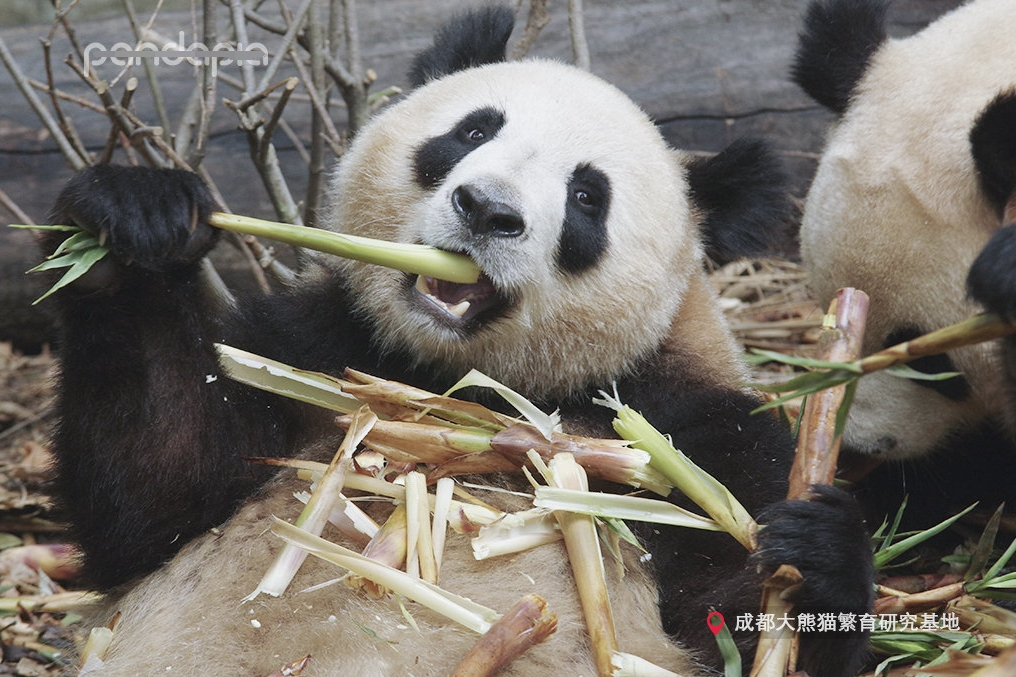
top-left (556, 164), bottom-right (611, 275)
top-left (413, 107), bottom-right (506, 190)
top-left (883, 327), bottom-right (972, 401)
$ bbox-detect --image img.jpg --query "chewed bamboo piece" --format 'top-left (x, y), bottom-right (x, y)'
top-left (244, 407), bottom-right (377, 601)
top-left (450, 594), bottom-right (558, 677)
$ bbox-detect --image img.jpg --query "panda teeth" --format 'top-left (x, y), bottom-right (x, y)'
top-left (414, 274), bottom-right (472, 319)
top-left (446, 300), bottom-right (471, 318)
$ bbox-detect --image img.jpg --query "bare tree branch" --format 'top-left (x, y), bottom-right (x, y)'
top-left (0, 35), bottom-right (87, 170)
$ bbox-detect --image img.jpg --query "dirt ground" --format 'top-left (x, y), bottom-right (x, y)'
top-left (0, 343), bottom-right (81, 676)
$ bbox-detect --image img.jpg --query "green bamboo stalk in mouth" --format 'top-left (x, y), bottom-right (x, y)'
top-left (208, 212), bottom-right (481, 284)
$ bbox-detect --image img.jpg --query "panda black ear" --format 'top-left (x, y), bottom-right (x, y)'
top-left (791, 0), bottom-right (889, 115)
top-left (687, 138), bottom-right (792, 265)
top-left (408, 5), bottom-right (515, 87)
top-left (970, 90), bottom-right (1016, 216)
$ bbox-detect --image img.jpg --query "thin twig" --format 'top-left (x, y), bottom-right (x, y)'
top-left (65, 57), bottom-right (164, 167)
top-left (304, 1), bottom-right (327, 227)
top-left (41, 38), bottom-right (90, 165)
top-left (0, 35), bottom-right (87, 170)
top-left (184, 0), bottom-right (218, 169)
top-left (511, 0), bottom-right (551, 60)
top-left (0, 186), bottom-right (34, 225)
top-left (27, 78), bottom-right (105, 113)
top-left (258, 78), bottom-right (298, 166)
top-left (122, 0), bottom-right (172, 133)
top-left (255, 0), bottom-right (315, 92)
top-left (567, 0), bottom-right (590, 70)
top-left (98, 77), bottom-right (138, 164)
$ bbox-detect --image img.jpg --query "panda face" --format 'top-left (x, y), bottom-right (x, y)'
top-left (325, 59), bottom-right (699, 398)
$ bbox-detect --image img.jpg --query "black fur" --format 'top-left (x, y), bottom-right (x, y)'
top-left (754, 486), bottom-right (874, 676)
top-left (413, 107), bottom-right (506, 190)
top-left (970, 90), bottom-right (1016, 215)
top-left (52, 165), bottom-right (219, 272)
top-left (882, 327), bottom-right (971, 402)
top-left (686, 138), bottom-right (791, 265)
top-left (791, 0), bottom-right (889, 116)
top-left (408, 4), bottom-right (515, 87)
top-left (968, 224), bottom-right (1016, 321)
top-left (968, 91), bottom-right (1016, 411)
top-left (556, 164), bottom-right (611, 274)
top-left (41, 9), bottom-right (873, 676)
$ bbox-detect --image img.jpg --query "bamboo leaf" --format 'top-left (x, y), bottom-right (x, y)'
top-left (875, 503), bottom-right (977, 569)
top-left (884, 364), bottom-right (963, 382)
top-left (747, 348), bottom-right (863, 373)
top-left (31, 245), bottom-right (109, 305)
top-left (9, 224), bottom-right (80, 232)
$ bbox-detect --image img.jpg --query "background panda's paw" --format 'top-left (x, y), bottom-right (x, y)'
top-left (755, 485), bottom-right (873, 611)
top-left (50, 165), bottom-right (219, 274)
top-left (968, 224), bottom-right (1016, 321)
top-left (754, 485), bottom-right (874, 677)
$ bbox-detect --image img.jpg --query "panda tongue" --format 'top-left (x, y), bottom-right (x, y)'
top-left (416, 274), bottom-right (495, 319)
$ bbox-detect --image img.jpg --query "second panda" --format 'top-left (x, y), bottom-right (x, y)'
top-left (794, 0), bottom-right (1016, 514)
top-left (48, 6), bottom-right (873, 676)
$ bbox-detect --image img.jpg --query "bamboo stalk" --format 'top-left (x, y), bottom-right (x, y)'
top-left (859, 312), bottom-right (1016, 374)
top-left (546, 453), bottom-right (618, 677)
top-left (749, 565), bottom-right (804, 677)
top-left (787, 287), bottom-right (868, 498)
top-left (752, 288), bottom-right (869, 677)
top-left (208, 212), bottom-right (480, 284)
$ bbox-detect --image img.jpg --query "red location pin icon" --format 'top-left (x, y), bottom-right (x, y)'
top-left (706, 611), bottom-right (725, 636)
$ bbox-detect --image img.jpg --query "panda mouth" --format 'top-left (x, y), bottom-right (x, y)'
top-left (412, 273), bottom-right (505, 324)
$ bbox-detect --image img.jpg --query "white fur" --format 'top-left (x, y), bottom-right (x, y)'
top-left (800, 0), bottom-right (1016, 459)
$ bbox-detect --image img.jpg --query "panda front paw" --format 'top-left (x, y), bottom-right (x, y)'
top-left (754, 485), bottom-right (874, 677)
top-left (50, 165), bottom-right (219, 274)
top-left (968, 224), bottom-right (1016, 321)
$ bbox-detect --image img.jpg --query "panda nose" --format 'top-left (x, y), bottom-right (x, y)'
top-left (452, 185), bottom-right (525, 237)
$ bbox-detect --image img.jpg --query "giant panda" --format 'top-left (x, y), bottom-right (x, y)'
top-left (793, 0), bottom-right (1016, 515)
top-left (45, 6), bottom-right (872, 676)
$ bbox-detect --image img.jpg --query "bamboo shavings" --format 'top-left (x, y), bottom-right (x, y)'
top-left (470, 508), bottom-right (561, 561)
top-left (272, 518), bottom-right (501, 634)
top-left (345, 505), bottom-right (409, 599)
top-left (533, 487), bottom-right (721, 532)
top-left (244, 407), bottom-right (377, 601)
